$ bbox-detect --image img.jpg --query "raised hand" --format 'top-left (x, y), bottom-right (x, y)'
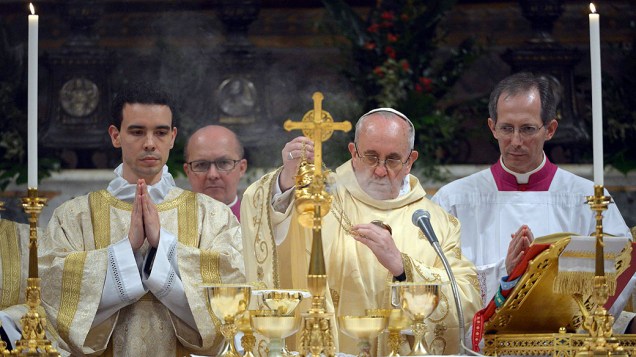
top-left (279, 136), bottom-right (315, 192)
top-left (351, 223), bottom-right (403, 277)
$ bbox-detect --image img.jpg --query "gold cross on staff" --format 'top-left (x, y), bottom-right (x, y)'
top-left (283, 92), bottom-right (352, 176)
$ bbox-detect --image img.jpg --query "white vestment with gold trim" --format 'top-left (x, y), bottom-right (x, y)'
top-left (40, 183), bottom-right (245, 356)
top-left (241, 160), bottom-right (481, 355)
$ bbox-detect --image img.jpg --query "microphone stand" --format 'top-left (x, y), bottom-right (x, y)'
top-left (429, 240), bottom-right (466, 355)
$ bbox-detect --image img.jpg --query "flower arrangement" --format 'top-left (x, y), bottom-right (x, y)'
top-left (323, 0), bottom-right (481, 178)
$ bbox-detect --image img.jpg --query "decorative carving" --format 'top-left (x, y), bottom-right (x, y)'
top-left (502, 0), bottom-right (588, 161)
top-left (59, 78), bottom-right (100, 117)
top-left (217, 76), bottom-right (258, 124)
top-left (42, 0), bottom-right (112, 168)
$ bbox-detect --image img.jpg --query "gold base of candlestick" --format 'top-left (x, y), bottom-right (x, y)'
top-left (5, 188), bottom-right (60, 356)
top-left (575, 185), bottom-right (626, 356)
top-left (299, 288), bottom-right (336, 357)
top-left (298, 267), bottom-right (336, 355)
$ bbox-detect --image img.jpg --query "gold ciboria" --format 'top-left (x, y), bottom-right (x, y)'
top-left (0, 188), bottom-right (59, 356)
top-left (283, 92), bottom-right (351, 356)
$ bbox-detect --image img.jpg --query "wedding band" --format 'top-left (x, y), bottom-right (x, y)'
top-left (371, 220), bottom-right (393, 235)
top-left (288, 152), bottom-right (294, 160)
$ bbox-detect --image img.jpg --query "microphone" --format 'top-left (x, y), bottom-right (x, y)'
top-left (412, 209), bottom-right (467, 355)
top-left (412, 209), bottom-right (438, 244)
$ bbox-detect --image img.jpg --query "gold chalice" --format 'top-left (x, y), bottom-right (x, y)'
top-left (205, 284), bottom-right (252, 357)
top-left (386, 308), bottom-right (411, 356)
top-left (338, 310), bottom-right (390, 357)
top-left (253, 289), bottom-right (310, 355)
top-left (393, 282), bottom-right (442, 356)
top-left (251, 310), bottom-right (301, 357)
top-left (255, 289), bottom-right (311, 316)
top-left (236, 310), bottom-right (256, 357)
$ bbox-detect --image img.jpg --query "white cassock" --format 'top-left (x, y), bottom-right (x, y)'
top-left (432, 158), bottom-right (634, 332)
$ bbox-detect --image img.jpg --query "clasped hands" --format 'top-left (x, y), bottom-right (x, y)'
top-left (505, 224), bottom-right (535, 274)
top-left (128, 179), bottom-right (161, 251)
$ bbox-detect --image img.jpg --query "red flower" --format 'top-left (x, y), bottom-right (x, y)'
top-left (364, 41), bottom-right (376, 50)
top-left (373, 66), bottom-right (384, 77)
top-left (387, 33), bottom-right (398, 43)
top-left (367, 23), bottom-right (380, 33)
top-left (415, 83), bottom-right (423, 93)
top-left (400, 60), bottom-right (410, 72)
top-left (381, 11), bottom-right (395, 21)
top-left (384, 46), bottom-right (396, 59)
top-left (381, 21), bottom-right (394, 29)
top-left (419, 77), bottom-right (433, 92)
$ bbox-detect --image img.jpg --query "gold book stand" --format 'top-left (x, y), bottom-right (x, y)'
top-left (483, 234), bottom-right (636, 356)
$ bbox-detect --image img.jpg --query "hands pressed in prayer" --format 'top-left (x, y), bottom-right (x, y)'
top-left (129, 180), bottom-right (145, 251)
top-left (128, 179), bottom-right (161, 251)
top-left (351, 223), bottom-right (404, 277)
top-left (505, 225), bottom-right (534, 274)
top-left (279, 136), bottom-right (315, 191)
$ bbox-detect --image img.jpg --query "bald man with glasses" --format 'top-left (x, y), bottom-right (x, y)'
top-left (184, 125), bottom-right (247, 220)
top-left (241, 108), bottom-right (480, 355)
top-left (432, 72), bottom-right (633, 333)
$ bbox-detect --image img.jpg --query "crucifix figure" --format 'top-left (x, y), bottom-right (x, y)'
top-left (283, 92), bottom-right (352, 177)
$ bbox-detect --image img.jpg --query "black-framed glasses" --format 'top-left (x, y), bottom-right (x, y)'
top-left (187, 159), bottom-right (241, 173)
top-left (495, 124), bottom-right (545, 138)
top-left (354, 143), bottom-right (411, 171)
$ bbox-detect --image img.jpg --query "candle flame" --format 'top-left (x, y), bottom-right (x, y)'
top-left (29, 3), bottom-right (35, 15)
top-left (590, 3), bottom-right (597, 14)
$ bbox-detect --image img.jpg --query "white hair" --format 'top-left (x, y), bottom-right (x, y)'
top-left (354, 108), bottom-right (415, 149)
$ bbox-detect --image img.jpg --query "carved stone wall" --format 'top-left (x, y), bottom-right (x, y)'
top-left (0, 0), bottom-right (633, 169)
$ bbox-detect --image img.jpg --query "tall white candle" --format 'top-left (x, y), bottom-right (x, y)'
top-left (28, 3), bottom-right (38, 188)
top-left (589, 3), bottom-right (603, 186)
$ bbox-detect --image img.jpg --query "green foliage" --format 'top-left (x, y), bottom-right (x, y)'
top-left (603, 38), bottom-right (636, 175)
top-left (0, 25), bottom-right (59, 191)
top-left (166, 136), bottom-right (186, 178)
top-left (322, 0), bottom-right (481, 179)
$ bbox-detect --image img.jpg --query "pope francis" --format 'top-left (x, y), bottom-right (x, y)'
top-left (241, 108), bottom-right (481, 355)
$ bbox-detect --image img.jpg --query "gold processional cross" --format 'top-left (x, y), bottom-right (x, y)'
top-left (283, 93), bottom-right (351, 356)
top-left (283, 92), bottom-right (352, 177)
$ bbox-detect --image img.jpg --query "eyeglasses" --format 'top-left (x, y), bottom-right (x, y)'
top-left (187, 159), bottom-right (241, 173)
top-left (354, 143), bottom-right (411, 171)
top-left (495, 124), bottom-right (545, 138)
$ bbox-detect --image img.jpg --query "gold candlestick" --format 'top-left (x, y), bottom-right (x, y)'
top-left (10, 187), bottom-right (59, 356)
top-left (576, 185), bottom-right (627, 357)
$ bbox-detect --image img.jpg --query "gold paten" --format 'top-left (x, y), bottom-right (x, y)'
top-left (283, 92), bottom-right (351, 356)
